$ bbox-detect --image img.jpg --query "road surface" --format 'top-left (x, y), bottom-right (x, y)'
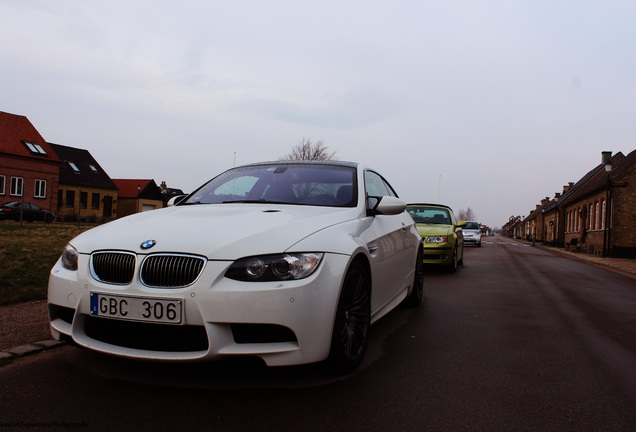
top-left (1, 237), bottom-right (635, 431)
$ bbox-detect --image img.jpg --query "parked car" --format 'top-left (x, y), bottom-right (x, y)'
top-left (0, 201), bottom-right (53, 223)
top-left (406, 203), bottom-right (466, 272)
top-left (462, 222), bottom-right (482, 247)
top-left (48, 161), bottom-right (424, 373)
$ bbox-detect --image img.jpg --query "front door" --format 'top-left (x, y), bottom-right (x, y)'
top-left (103, 196), bottom-right (113, 218)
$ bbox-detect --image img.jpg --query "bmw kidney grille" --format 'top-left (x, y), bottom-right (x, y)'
top-left (91, 252), bottom-right (136, 285)
top-left (91, 252), bottom-right (205, 288)
top-left (140, 254), bottom-right (206, 288)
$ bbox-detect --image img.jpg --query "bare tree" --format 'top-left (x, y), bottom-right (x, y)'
top-left (457, 207), bottom-right (477, 221)
top-left (279, 138), bottom-right (338, 161)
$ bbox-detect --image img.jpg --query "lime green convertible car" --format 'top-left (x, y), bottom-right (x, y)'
top-left (407, 204), bottom-right (466, 272)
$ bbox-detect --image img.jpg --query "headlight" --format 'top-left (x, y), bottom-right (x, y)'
top-left (61, 244), bottom-right (79, 271)
top-left (225, 253), bottom-right (324, 282)
top-left (426, 236), bottom-right (448, 243)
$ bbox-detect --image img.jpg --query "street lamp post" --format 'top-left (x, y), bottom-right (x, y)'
top-left (602, 162), bottom-right (613, 257)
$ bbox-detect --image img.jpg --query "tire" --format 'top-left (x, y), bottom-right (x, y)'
top-left (403, 247), bottom-right (424, 307)
top-left (328, 260), bottom-right (371, 374)
top-left (448, 246), bottom-right (458, 273)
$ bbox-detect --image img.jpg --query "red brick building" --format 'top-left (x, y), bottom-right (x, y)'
top-left (563, 149), bottom-right (636, 257)
top-left (0, 111), bottom-right (60, 213)
top-left (511, 150), bottom-right (636, 258)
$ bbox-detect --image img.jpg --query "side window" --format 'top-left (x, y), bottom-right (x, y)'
top-left (364, 171), bottom-right (396, 198)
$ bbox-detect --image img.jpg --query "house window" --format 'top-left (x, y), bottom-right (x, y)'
top-left (65, 190), bottom-right (75, 208)
top-left (22, 141), bottom-right (48, 156)
top-left (575, 208), bottom-right (580, 231)
top-left (80, 192), bottom-right (88, 209)
top-left (0, 175), bottom-right (5, 195)
top-left (68, 162), bottom-right (80, 173)
top-left (10, 177), bottom-right (23, 196)
top-left (58, 190), bottom-right (63, 208)
top-left (601, 200), bottom-right (606, 230)
top-left (91, 193), bottom-right (100, 210)
top-left (89, 165), bottom-right (98, 173)
top-left (588, 204), bottom-right (593, 231)
top-left (34, 180), bottom-right (47, 198)
top-left (594, 203), bottom-right (599, 230)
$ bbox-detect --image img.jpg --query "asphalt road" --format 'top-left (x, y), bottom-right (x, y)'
top-left (1, 237), bottom-right (635, 431)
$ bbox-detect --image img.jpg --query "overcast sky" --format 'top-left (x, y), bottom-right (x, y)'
top-left (2, 1), bottom-right (635, 228)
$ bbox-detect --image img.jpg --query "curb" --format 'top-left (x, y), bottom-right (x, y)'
top-left (0, 340), bottom-right (64, 363)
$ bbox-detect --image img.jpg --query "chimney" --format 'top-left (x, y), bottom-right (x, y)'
top-left (602, 151), bottom-right (612, 164)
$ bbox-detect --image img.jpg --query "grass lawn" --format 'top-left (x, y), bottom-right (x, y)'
top-left (0, 221), bottom-right (92, 306)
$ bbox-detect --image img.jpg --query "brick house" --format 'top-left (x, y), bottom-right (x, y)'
top-left (541, 183), bottom-right (575, 247)
top-left (0, 111), bottom-right (60, 213)
top-left (113, 179), bottom-right (164, 218)
top-left (502, 215), bottom-right (522, 238)
top-left (514, 150), bottom-right (635, 258)
top-left (523, 197), bottom-right (553, 242)
top-left (48, 143), bottom-right (118, 222)
top-left (562, 149), bottom-right (636, 257)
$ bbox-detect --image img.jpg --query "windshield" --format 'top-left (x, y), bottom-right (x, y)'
top-left (464, 222), bottom-right (480, 230)
top-left (407, 207), bottom-right (452, 225)
top-left (183, 164), bottom-right (358, 207)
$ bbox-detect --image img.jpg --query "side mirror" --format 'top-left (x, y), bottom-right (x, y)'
top-left (167, 195), bottom-right (187, 207)
top-left (456, 221), bottom-right (468, 228)
top-left (368, 196), bottom-right (407, 216)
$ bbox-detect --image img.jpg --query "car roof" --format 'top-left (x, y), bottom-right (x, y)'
top-left (407, 203), bottom-right (455, 211)
top-left (238, 160), bottom-right (360, 169)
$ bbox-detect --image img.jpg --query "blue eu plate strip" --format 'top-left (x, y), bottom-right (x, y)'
top-left (90, 293), bottom-right (98, 315)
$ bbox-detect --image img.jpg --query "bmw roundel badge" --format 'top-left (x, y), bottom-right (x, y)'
top-left (140, 240), bottom-right (156, 250)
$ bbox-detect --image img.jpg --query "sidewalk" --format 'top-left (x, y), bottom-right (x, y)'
top-left (522, 239), bottom-right (636, 279)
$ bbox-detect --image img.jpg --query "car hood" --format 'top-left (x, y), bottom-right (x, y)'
top-left (70, 204), bottom-right (361, 259)
top-left (415, 224), bottom-right (454, 237)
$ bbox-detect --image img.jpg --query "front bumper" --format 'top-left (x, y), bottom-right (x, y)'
top-left (463, 235), bottom-right (481, 245)
top-left (421, 245), bottom-right (453, 266)
top-left (48, 252), bottom-right (349, 366)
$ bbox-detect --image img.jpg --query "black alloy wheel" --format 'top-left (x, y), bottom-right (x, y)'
top-left (328, 260), bottom-right (371, 374)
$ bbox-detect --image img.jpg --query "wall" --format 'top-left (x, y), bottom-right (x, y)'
top-left (0, 155), bottom-right (59, 212)
top-left (56, 185), bottom-right (118, 222)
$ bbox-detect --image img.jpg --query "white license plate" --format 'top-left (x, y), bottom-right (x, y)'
top-left (90, 293), bottom-right (183, 325)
